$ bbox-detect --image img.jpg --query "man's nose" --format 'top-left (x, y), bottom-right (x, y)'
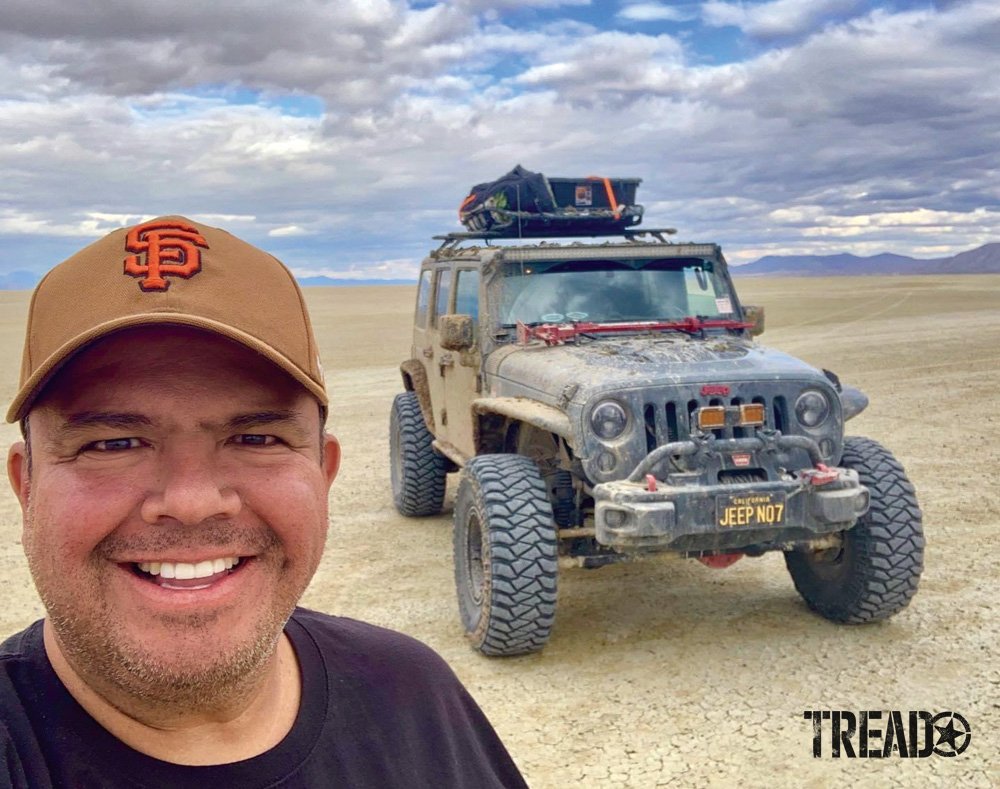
top-left (140, 446), bottom-right (242, 526)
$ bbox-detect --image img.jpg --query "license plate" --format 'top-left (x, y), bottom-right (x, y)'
top-left (717, 492), bottom-right (786, 528)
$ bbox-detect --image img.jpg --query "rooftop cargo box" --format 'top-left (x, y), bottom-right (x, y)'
top-left (547, 177), bottom-right (641, 210)
top-left (459, 165), bottom-right (643, 238)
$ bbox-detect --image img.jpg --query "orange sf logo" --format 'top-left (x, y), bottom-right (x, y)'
top-left (124, 220), bottom-right (209, 291)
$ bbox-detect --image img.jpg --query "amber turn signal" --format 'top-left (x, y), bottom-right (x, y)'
top-left (697, 406), bottom-right (727, 430)
top-left (739, 403), bottom-right (766, 426)
top-left (698, 403), bottom-right (766, 430)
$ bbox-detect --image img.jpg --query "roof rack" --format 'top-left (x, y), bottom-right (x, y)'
top-left (433, 227), bottom-right (678, 251)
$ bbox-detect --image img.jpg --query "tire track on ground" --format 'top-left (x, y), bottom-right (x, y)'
top-left (774, 291), bottom-right (914, 332)
top-left (852, 355), bottom-right (1000, 380)
top-left (772, 292), bottom-right (915, 351)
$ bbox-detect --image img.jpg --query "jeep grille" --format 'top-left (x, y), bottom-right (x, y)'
top-left (642, 392), bottom-right (789, 453)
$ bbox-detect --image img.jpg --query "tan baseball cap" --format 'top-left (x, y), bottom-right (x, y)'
top-left (7, 215), bottom-right (327, 423)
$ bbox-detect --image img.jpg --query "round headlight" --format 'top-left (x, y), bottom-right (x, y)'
top-left (795, 390), bottom-right (831, 428)
top-left (591, 400), bottom-right (629, 440)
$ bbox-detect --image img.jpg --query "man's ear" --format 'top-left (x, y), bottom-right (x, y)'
top-left (7, 441), bottom-right (29, 511)
top-left (322, 433), bottom-right (341, 487)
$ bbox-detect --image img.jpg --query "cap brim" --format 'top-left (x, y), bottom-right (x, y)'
top-left (6, 313), bottom-right (328, 423)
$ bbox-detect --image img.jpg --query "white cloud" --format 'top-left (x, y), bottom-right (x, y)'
top-left (0, 1), bottom-right (998, 277)
top-left (457, 0), bottom-right (590, 10)
top-left (0, 210), bottom-right (144, 237)
top-left (618, 3), bottom-right (696, 23)
top-left (702, 0), bottom-right (863, 38)
top-left (512, 29), bottom-right (686, 101)
top-left (292, 257), bottom-right (421, 280)
top-left (269, 225), bottom-right (311, 237)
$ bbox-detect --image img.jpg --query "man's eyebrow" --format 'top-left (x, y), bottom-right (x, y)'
top-left (219, 411), bottom-right (305, 432)
top-left (50, 410), bottom-right (310, 438)
top-left (57, 412), bottom-right (155, 433)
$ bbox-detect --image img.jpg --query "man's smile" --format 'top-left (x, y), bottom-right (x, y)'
top-left (131, 557), bottom-right (245, 590)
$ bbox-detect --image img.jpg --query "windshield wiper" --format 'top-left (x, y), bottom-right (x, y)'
top-left (516, 317), bottom-right (752, 345)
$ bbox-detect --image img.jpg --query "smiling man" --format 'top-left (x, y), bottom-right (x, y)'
top-left (0, 217), bottom-right (526, 788)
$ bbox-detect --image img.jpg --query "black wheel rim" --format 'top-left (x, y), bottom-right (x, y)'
top-left (804, 537), bottom-right (850, 582)
top-left (389, 420), bottom-right (401, 490)
top-left (465, 511), bottom-right (485, 607)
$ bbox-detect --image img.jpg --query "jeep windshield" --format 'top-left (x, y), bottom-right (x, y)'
top-left (500, 257), bottom-right (738, 328)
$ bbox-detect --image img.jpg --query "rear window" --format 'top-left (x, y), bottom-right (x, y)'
top-left (415, 269), bottom-right (432, 328)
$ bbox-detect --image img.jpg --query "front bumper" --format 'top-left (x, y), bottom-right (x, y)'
top-left (592, 435), bottom-right (869, 552)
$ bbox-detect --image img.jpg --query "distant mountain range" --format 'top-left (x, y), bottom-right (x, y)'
top-left (2, 243), bottom-right (997, 290)
top-left (732, 242), bottom-right (1000, 276)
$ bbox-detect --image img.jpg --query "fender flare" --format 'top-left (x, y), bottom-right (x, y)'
top-left (400, 359), bottom-right (435, 432)
top-left (471, 397), bottom-right (572, 453)
top-left (840, 385), bottom-right (869, 421)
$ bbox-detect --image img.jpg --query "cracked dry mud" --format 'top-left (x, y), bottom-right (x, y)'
top-left (1, 275), bottom-right (997, 787)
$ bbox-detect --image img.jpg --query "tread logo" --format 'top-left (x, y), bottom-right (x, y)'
top-left (124, 220), bottom-right (209, 291)
top-left (804, 710), bottom-right (971, 758)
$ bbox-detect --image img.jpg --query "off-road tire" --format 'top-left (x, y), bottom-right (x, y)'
top-left (785, 436), bottom-right (924, 623)
top-left (453, 455), bottom-right (559, 656)
top-left (389, 392), bottom-right (448, 517)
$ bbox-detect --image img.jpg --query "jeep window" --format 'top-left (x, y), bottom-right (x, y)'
top-left (454, 268), bottom-right (480, 328)
top-left (415, 269), bottom-right (432, 328)
top-left (432, 267), bottom-right (452, 326)
top-left (500, 258), bottom-right (735, 327)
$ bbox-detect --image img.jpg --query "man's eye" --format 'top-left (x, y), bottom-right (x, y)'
top-left (233, 434), bottom-right (278, 446)
top-left (84, 438), bottom-right (142, 452)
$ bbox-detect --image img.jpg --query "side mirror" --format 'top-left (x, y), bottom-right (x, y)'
top-left (439, 313), bottom-right (474, 351)
top-left (742, 305), bottom-right (765, 337)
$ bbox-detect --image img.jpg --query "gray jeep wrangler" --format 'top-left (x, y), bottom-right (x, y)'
top-left (390, 228), bottom-right (924, 656)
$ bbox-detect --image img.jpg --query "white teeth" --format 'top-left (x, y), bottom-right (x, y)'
top-left (136, 557), bottom-right (240, 580)
top-left (194, 560), bottom-right (214, 578)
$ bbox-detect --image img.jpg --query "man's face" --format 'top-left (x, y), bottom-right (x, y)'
top-left (7, 326), bottom-right (339, 707)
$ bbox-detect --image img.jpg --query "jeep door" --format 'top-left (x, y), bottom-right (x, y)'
top-left (440, 266), bottom-right (481, 458)
top-left (412, 265), bottom-right (448, 439)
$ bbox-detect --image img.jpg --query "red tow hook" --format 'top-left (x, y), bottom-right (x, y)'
top-left (807, 463), bottom-right (839, 486)
top-left (698, 553), bottom-right (743, 569)
top-left (645, 474), bottom-right (658, 492)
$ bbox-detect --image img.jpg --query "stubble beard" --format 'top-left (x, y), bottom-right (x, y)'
top-left (25, 509), bottom-right (310, 717)
top-left (46, 602), bottom-right (290, 714)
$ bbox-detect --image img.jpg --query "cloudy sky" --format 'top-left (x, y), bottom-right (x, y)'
top-left (2, 0), bottom-right (997, 280)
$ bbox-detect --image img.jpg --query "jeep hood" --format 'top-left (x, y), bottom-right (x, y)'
top-left (486, 335), bottom-right (823, 405)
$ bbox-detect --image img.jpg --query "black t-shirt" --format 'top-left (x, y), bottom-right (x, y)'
top-left (0, 609), bottom-right (527, 788)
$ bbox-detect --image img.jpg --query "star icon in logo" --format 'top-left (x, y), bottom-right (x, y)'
top-left (931, 712), bottom-right (971, 756)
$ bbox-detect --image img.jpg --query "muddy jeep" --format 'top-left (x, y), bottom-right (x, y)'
top-left (390, 229), bottom-right (924, 656)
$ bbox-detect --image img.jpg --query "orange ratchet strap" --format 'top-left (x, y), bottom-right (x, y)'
top-left (587, 175), bottom-right (621, 219)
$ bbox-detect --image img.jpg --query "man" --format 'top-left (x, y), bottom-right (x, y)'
top-left (0, 217), bottom-right (527, 788)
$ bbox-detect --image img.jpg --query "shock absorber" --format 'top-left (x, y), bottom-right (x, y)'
top-left (553, 469), bottom-right (576, 527)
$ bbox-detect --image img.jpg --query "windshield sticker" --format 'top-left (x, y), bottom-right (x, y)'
top-left (715, 297), bottom-right (733, 314)
top-left (575, 185), bottom-right (593, 206)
